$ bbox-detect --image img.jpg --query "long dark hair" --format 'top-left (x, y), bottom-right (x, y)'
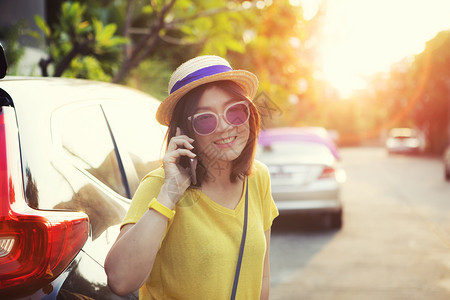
top-left (165, 80), bottom-right (260, 186)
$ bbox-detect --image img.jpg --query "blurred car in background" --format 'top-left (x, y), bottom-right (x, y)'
top-left (260, 126), bottom-right (341, 160)
top-left (385, 127), bottom-right (422, 154)
top-left (0, 46), bottom-right (166, 299)
top-left (444, 145), bottom-right (450, 181)
top-left (256, 127), bottom-right (346, 229)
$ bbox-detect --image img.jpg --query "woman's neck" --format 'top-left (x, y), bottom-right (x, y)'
top-left (200, 159), bottom-right (244, 209)
top-left (202, 158), bottom-right (233, 186)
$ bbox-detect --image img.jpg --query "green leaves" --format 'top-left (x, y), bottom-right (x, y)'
top-left (59, 2), bottom-right (87, 35)
top-left (33, 1), bottom-right (127, 79)
top-left (31, 0), bottom-right (320, 111)
top-left (34, 15), bottom-right (50, 37)
top-left (93, 19), bottom-right (128, 53)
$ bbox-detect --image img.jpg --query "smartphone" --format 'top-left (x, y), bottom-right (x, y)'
top-left (188, 157), bottom-right (197, 185)
top-left (179, 129), bottom-right (197, 185)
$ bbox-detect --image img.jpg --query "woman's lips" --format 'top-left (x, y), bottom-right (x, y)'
top-left (214, 136), bottom-right (237, 147)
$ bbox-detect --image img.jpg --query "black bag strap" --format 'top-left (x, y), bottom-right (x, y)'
top-left (230, 178), bottom-right (249, 300)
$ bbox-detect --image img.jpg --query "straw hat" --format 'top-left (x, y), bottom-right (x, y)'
top-left (156, 55), bottom-right (258, 126)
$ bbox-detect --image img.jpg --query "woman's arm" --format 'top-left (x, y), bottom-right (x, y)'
top-left (104, 185), bottom-right (177, 296)
top-left (105, 129), bottom-right (195, 296)
top-left (260, 229), bottom-right (271, 300)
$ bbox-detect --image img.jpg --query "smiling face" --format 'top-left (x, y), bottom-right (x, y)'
top-left (192, 85), bottom-right (250, 164)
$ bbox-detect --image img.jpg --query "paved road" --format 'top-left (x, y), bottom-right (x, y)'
top-left (269, 147), bottom-right (450, 300)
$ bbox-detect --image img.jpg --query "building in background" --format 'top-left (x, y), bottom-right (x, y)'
top-left (0, 0), bottom-right (46, 74)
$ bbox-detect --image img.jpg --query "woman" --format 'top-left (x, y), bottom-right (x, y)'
top-left (105, 55), bottom-right (278, 300)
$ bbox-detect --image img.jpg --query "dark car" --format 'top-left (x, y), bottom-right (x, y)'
top-left (0, 47), bottom-right (166, 299)
top-left (444, 145), bottom-right (450, 181)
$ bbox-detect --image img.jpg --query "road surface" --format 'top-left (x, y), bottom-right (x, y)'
top-left (269, 147), bottom-right (450, 300)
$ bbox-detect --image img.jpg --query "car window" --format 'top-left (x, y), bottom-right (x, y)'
top-left (102, 100), bottom-right (167, 181)
top-left (389, 128), bottom-right (417, 138)
top-left (260, 141), bottom-right (331, 156)
top-left (61, 104), bottom-right (126, 197)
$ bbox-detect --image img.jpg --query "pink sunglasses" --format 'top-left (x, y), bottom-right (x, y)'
top-left (188, 101), bottom-right (250, 136)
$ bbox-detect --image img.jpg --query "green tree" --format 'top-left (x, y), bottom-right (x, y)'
top-left (410, 30), bottom-right (450, 153)
top-left (230, 0), bottom-right (327, 128)
top-left (34, 0), bottom-right (256, 92)
top-left (366, 60), bottom-right (418, 136)
top-left (368, 30), bottom-right (450, 153)
top-left (33, 2), bottom-right (127, 79)
top-left (112, 0), bottom-right (250, 83)
top-left (33, 0), bottom-right (327, 113)
top-left (0, 22), bottom-right (25, 74)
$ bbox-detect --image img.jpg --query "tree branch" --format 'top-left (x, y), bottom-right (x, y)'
top-left (54, 41), bottom-right (91, 77)
top-left (123, 0), bottom-right (136, 60)
top-left (165, 6), bottom-right (241, 30)
top-left (159, 34), bottom-right (205, 46)
top-left (113, 0), bottom-right (176, 83)
top-left (38, 57), bottom-right (53, 77)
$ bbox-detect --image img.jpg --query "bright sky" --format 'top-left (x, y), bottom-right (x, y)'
top-left (312, 0), bottom-right (450, 97)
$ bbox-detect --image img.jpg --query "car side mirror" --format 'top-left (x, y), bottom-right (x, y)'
top-left (0, 44), bottom-right (7, 79)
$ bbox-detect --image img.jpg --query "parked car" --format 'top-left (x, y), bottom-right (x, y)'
top-left (444, 145), bottom-right (450, 181)
top-left (0, 46), bottom-right (166, 299)
top-left (385, 127), bottom-right (422, 154)
top-left (260, 126), bottom-right (341, 160)
top-left (256, 127), bottom-right (345, 228)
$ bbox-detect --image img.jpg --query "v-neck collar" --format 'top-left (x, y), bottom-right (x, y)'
top-left (194, 178), bottom-right (247, 216)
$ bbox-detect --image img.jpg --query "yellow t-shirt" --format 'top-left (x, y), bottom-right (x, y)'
top-left (121, 160), bottom-right (279, 300)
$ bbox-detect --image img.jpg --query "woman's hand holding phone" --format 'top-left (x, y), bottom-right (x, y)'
top-left (161, 127), bottom-right (197, 205)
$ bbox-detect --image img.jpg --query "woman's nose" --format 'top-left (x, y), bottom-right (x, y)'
top-left (216, 113), bottom-right (232, 132)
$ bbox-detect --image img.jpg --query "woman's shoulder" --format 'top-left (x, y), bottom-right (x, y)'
top-left (251, 159), bottom-right (270, 179)
top-left (141, 166), bottom-right (165, 183)
top-left (131, 167), bottom-right (165, 201)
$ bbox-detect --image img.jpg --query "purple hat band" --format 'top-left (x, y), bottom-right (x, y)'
top-left (170, 65), bottom-right (232, 94)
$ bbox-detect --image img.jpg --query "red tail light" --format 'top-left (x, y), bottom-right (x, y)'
top-left (318, 166), bottom-right (335, 179)
top-left (0, 107), bottom-right (89, 296)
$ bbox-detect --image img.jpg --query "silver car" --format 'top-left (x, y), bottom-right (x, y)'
top-left (385, 128), bottom-right (422, 154)
top-left (257, 128), bottom-right (345, 228)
